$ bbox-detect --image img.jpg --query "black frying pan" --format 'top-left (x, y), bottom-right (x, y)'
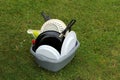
top-left (32, 19), bottom-right (76, 53)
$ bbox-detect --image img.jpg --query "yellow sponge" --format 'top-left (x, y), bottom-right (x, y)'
top-left (27, 29), bottom-right (40, 38)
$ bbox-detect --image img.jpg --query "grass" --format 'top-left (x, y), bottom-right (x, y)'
top-left (0, 0), bottom-right (120, 80)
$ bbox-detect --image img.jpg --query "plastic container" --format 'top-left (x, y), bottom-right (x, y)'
top-left (30, 40), bottom-right (80, 72)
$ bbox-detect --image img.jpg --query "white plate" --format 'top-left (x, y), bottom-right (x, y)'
top-left (40, 19), bottom-right (68, 33)
top-left (61, 31), bottom-right (77, 57)
top-left (35, 45), bottom-right (60, 60)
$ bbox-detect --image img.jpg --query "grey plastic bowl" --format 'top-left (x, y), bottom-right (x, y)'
top-left (30, 40), bottom-right (80, 72)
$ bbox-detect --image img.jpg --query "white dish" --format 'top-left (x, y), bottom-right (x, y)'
top-left (35, 45), bottom-right (60, 60)
top-left (40, 19), bottom-right (69, 36)
top-left (61, 31), bottom-right (77, 57)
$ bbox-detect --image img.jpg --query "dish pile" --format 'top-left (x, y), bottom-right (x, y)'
top-left (27, 12), bottom-right (80, 72)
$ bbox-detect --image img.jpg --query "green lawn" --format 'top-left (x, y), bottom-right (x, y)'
top-left (0, 0), bottom-right (120, 80)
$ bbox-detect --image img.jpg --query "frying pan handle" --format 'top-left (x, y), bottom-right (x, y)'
top-left (67, 19), bottom-right (76, 31)
top-left (41, 12), bottom-right (51, 21)
top-left (59, 19), bottom-right (76, 37)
